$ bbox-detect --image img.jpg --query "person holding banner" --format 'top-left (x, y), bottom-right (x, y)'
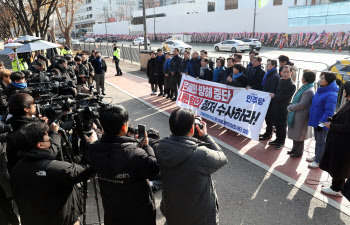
top-left (259, 59), bottom-right (280, 141)
top-left (226, 64), bottom-right (249, 88)
top-left (219, 57), bottom-right (234, 84)
top-left (268, 65), bottom-right (296, 149)
top-left (287, 70), bottom-right (316, 157)
top-left (212, 58), bottom-right (226, 83)
top-left (246, 56), bottom-right (265, 91)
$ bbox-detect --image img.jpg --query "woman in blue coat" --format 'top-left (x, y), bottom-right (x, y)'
top-left (307, 72), bottom-right (339, 168)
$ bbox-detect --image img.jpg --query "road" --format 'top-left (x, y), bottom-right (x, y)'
top-left (84, 60), bottom-right (350, 225)
top-left (81, 40), bottom-right (350, 71)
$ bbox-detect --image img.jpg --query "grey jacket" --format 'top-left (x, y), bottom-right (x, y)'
top-left (156, 134), bottom-right (228, 225)
top-left (287, 87), bottom-right (315, 141)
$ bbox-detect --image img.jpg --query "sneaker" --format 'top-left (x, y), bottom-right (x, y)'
top-left (321, 180), bottom-right (332, 187)
top-left (306, 156), bottom-right (315, 162)
top-left (308, 161), bottom-right (319, 168)
top-left (321, 187), bottom-right (342, 197)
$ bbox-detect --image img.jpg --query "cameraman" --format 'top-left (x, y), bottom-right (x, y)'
top-left (81, 53), bottom-right (94, 88)
top-left (6, 93), bottom-right (61, 170)
top-left (88, 105), bottom-right (159, 225)
top-left (30, 61), bottom-right (46, 73)
top-left (74, 56), bottom-right (89, 93)
top-left (29, 54), bottom-right (48, 73)
top-left (156, 108), bottom-right (228, 225)
top-left (4, 71), bottom-right (27, 100)
top-left (11, 121), bottom-right (92, 225)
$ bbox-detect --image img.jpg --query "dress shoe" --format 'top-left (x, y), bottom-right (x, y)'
top-left (287, 149), bottom-right (295, 155)
top-left (120, 72), bottom-right (123, 75)
top-left (166, 95), bottom-right (171, 99)
top-left (102, 92), bottom-right (106, 96)
top-left (162, 93), bottom-right (166, 97)
top-left (171, 97), bottom-right (176, 101)
top-left (290, 153), bottom-right (302, 158)
top-left (274, 144), bottom-right (284, 150)
top-left (268, 140), bottom-right (279, 145)
top-left (158, 92), bottom-right (163, 97)
top-left (259, 135), bottom-right (272, 141)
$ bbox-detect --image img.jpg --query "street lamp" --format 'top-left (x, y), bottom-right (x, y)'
top-left (4, 43), bottom-right (24, 72)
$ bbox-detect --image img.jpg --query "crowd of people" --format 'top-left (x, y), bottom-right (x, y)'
top-left (146, 48), bottom-right (350, 197)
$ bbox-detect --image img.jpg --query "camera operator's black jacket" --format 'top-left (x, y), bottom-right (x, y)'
top-left (11, 148), bottom-right (92, 225)
top-left (4, 83), bottom-right (23, 101)
top-left (88, 135), bottom-right (159, 225)
top-left (0, 81), bottom-right (8, 112)
top-left (75, 63), bottom-right (89, 85)
top-left (6, 116), bottom-right (61, 171)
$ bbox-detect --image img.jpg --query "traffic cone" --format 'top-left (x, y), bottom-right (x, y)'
top-left (339, 46), bottom-right (342, 52)
top-left (311, 45), bottom-right (314, 51)
top-left (333, 46), bottom-right (335, 52)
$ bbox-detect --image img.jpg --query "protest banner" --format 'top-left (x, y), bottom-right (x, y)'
top-left (176, 76), bottom-right (272, 141)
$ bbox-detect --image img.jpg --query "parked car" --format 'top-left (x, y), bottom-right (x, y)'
top-left (132, 37), bottom-right (150, 46)
top-left (85, 38), bottom-right (95, 43)
top-left (236, 38), bottom-right (262, 51)
top-left (162, 40), bottom-right (192, 54)
top-left (95, 37), bottom-right (103, 42)
top-left (72, 39), bottom-right (81, 45)
top-left (58, 38), bottom-right (66, 44)
top-left (214, 39), bottom-right (250, 53)
top-left (108, 36), bottom-right (118, 43)
top-left (79, 37), bottom-right (87, 42)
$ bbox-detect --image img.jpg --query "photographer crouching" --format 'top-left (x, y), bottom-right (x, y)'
top-left (87, 105), bottom-right (159, 225)
top-left (10, 121), bottom-right (93, 225)
top-left (156, 108), bottom-right (228, 225)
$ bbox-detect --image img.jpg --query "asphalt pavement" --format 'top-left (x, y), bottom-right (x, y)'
top-left (80, 61), bottom-right (350, 225)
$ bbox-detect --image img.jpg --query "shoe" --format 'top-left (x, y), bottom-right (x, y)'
top-left (166, 95), bottom-right (171, 99)
top-left (102, 92), bottom-right (106, 96)
top-left (163, 93), bottom-right (166, 97)
top-left (158, 92), bottom-right (163, 97)
top-left (268, 139), bottom-right (279, 146)
top-left (150, 91), bottom-right (154, 95)
top-left (321, 181), bottom-right (332, 187)
top-left (120, 72), bottom-right (123, 75)
top-left (321, 187), bottom-right (342, 197)
top-left (274, 144), bottom-right (284, 150)
top-left (308, 161), bottom-right (319, 168)
top-left (306, 156), bottom-right (315, 162)
top-left (171, 97), bottom-right (176, 101)
top-left (115, 74), bottom-right (119, 76)
top-left (290, 153), bottom-right (302, 158)
top-left (259, 134), bottom-right (264, 137)
top-left (287, 150), bottom-right (295, 155)
top-left (259, 135), bottom-right (272, 141)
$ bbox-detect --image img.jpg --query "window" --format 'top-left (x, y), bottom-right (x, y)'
top-left (208, 2), bottom-right (215, 12)
top-left (86, 0), bottom-right (91, 4)
top-left (273, 0), bottom-right (282, 6)
top-left (225, 0), bottom-right (238, 10)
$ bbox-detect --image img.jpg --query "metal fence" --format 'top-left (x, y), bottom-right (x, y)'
top-left (72, 42), bottom-right (140, 63)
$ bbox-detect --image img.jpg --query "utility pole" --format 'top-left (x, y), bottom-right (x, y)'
top-left (253, 0), bottom-right (257, 34)
top-left (142, 0), bottom-right (148, 50)
top-left (105, 7), bottom-right (108, 39)
top-left (153, 0), bottom-right (156, 41)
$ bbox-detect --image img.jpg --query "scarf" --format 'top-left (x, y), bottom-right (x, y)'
top-left (261, 67), bottom-right (277, 87)
top-left (213, 67), bottom-right (224, 82)
top-left (200, 64), bottom-right (209, 77)
top-left (164, 58), bottom-right (171, 71)
top-left (232, 72), bottom-right (244, 82)
top-left (12, 82), bottom-right (27, 89)
top-left (287, 82), bottom-right (314, 128)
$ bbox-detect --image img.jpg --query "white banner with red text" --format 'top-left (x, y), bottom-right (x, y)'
top-left (176, 76), bottom-right (272, 141)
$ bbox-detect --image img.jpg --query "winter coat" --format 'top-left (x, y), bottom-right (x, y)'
top-left (279, 62), bottom-right (298, 83)
top-left (4, 83), bottom-right (24, 101)
top-left (226, 73), bottom-right (249, 88)
top-left (11, 148), bottom-right (92, 225)
top-left (209, 58), bottom-right (215, 71)
top-left (147, 58), bottom-right (157, 84)
top-left (6, 116), bottom-right (61, 171)
top-left (320, 101), bottom-right (350, 179)
top-left (88, 135), bottom-right (159, 225)
top-left (156, 55), bottom-right (166, 85)
top-left (164, 58), bottom-right (172, 89)
top-left (169, 54), bottom-right (182, 76)
top-left (261, 69), bottom-right (280, 94)
top-left (185, 57), bottom-right (201, 78)
top-left (180, 58), bottom-right (190, 74)
top-left (247, 64), bottom-right (265, 90)
top-left (270, 78), bottom-right (296, 125)
top-left (213, 67), bottom-right (226, 83)
top-left (287, 86), bottom-right (315, 141)
top-left (308, 81), bottom-right (339, 129)
top-left (91, 58), bottom-right (107, 75)
top-left (156, 135), bottom-right (228, 225)
top-left (0, 81), bottom-right (8, 112)
top-left (75, 63), bottom-right (89, 85)
top-left (219, 66), bottom-right (232, 84)
top-left (199, 68), bottom-right (213, 81)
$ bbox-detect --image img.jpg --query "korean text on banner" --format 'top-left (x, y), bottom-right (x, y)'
top-left (176, 76), bottom-right (272, 141)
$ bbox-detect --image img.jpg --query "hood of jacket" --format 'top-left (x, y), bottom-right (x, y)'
top-left (7, 116), bottom-right (37, 132)
top-left (317, 80), bottom-right (339, 94)
top-left (18, 148), bottom-right (54, 160)
top-left (156, 135), bottom-right (198, 168)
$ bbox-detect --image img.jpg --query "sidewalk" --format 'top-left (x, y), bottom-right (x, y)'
top-left (104, 57), bottom-right (350, 216)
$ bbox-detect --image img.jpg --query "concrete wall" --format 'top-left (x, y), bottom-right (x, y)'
top-left (93, 1), bottom-right (349, 35)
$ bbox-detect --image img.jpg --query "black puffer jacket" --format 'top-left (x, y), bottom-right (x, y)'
top-left (247, 64), bottom-right (265, 90)
top-left (88, 135), bottom-right (159, 225)
top-left (11, 148), bottom-right (92, 225)
top-left (147, 58), bottom-right (157, 84)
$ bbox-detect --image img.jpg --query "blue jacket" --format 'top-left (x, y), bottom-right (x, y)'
top-left (185, 57), bottom-right (200, 77)
top-left (308, 81), bottom-right (339, 129)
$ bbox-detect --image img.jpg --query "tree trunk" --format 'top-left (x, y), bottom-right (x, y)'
top-left (65, 32), bottom-right (72, 49)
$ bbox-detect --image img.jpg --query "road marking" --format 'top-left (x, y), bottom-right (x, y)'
top-left (106, 76), bottom-right (350, 216)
